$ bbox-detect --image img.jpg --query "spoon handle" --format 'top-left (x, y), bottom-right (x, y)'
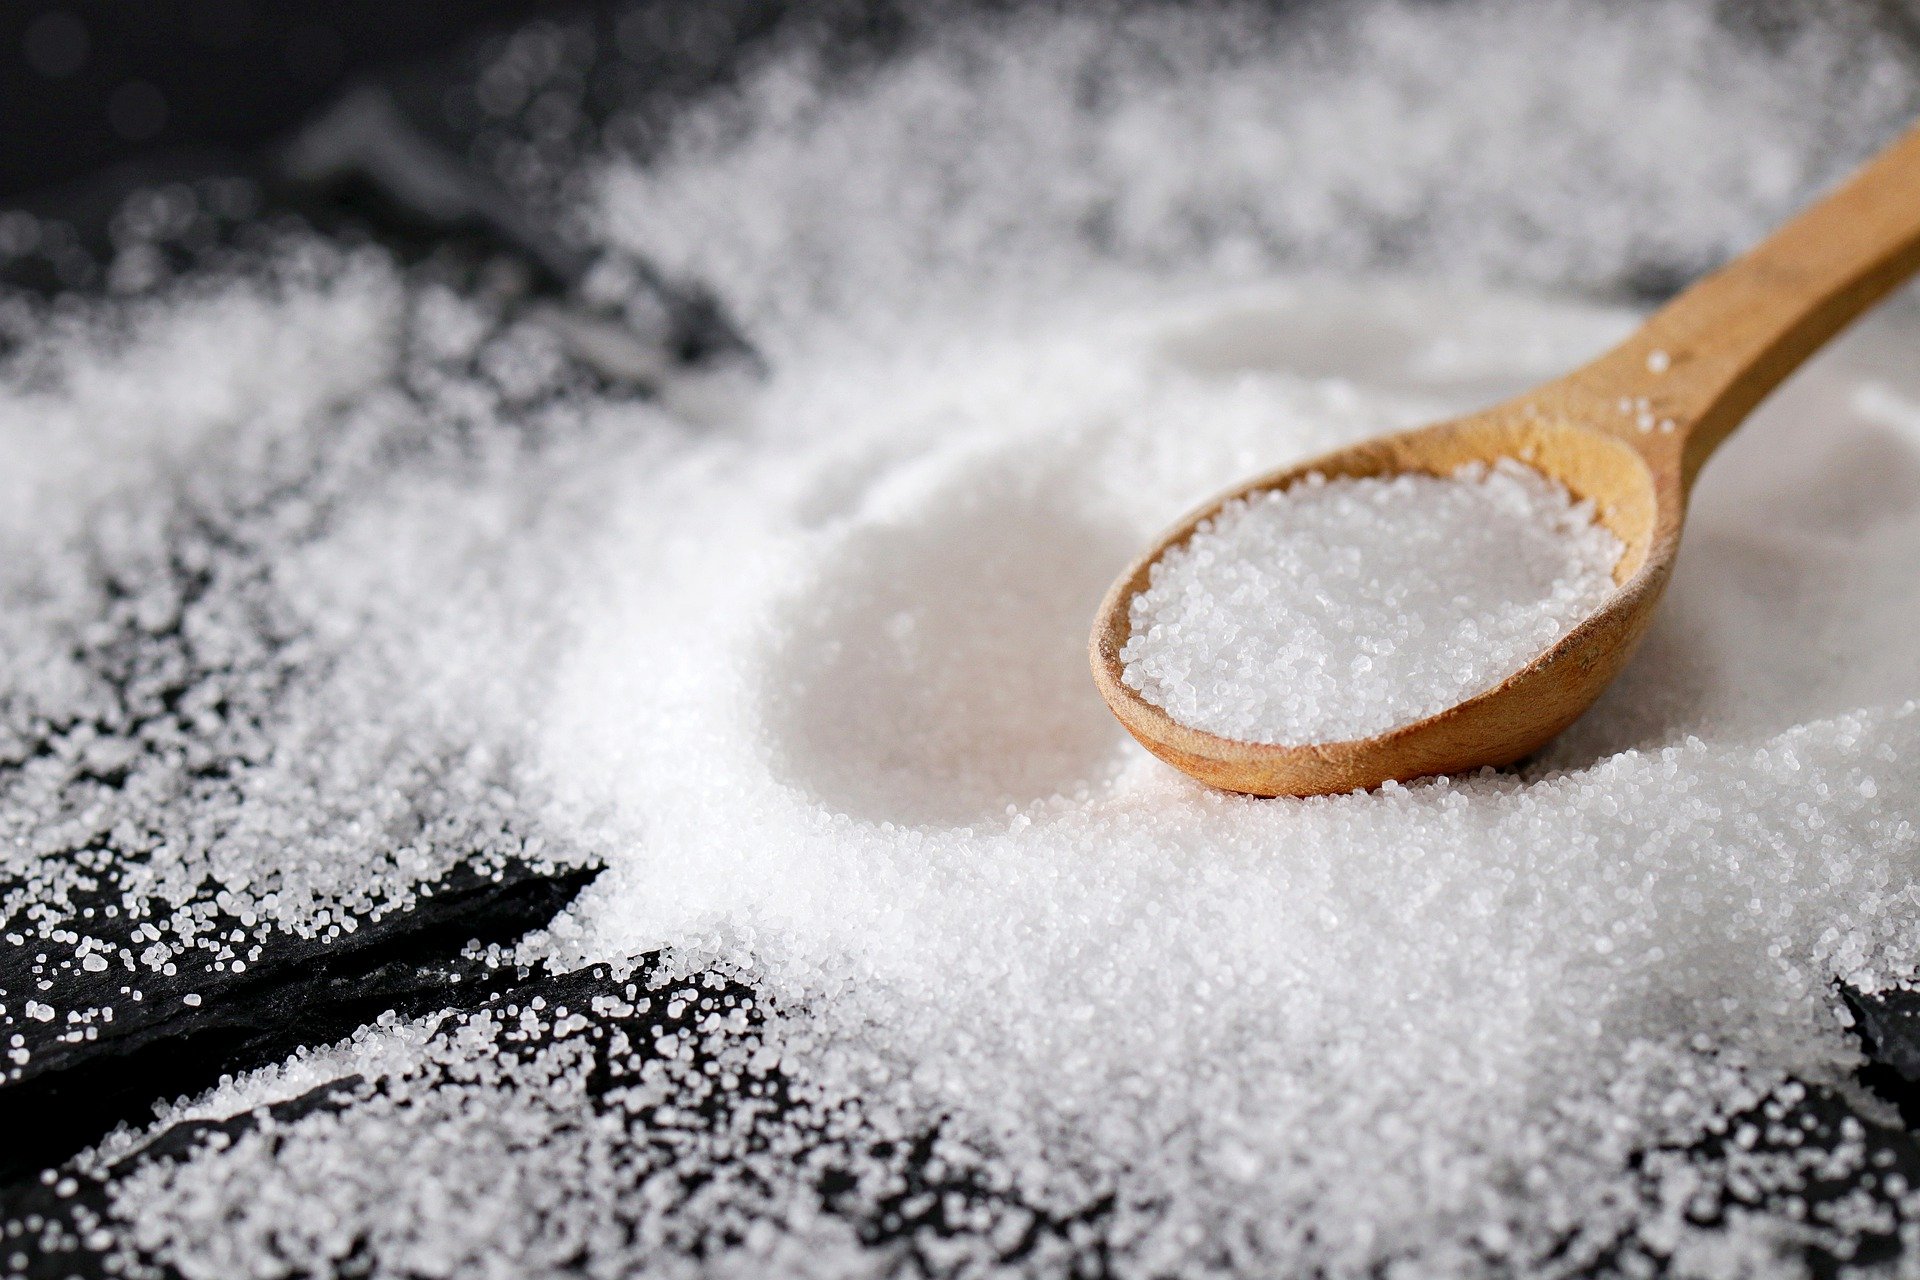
top-left (1575, 121), bottom-right (1920, 488)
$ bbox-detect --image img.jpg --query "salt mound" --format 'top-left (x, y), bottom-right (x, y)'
top-left (522, 12), bottom-right (1920, 1269)
top-left (1120, 460), bottom-right (1623, 745)
top-left (533, 278), bottom-right (1920, 1276)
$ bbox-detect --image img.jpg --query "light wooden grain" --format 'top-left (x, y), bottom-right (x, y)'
top-left (1091, 122), bottom-right (1920, 797)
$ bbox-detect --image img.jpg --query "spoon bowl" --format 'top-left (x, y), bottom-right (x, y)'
top-left (1092, 121), bottom-right (1920, 796)
top-left (1091, 403), bottom-right (1671, 796)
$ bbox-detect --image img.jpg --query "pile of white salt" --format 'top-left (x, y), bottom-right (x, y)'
top-left (1120, 460), bottom-right (1623, 744)
top-left (17, 4), bottom-right (1920, 1278)
top-left (524, 275), bottom-right (1920, 1277)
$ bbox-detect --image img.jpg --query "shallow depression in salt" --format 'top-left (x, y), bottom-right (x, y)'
top-left (536, 276), bottom-right (1920, 1271)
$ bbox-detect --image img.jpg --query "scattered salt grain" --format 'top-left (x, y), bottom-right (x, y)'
top-left (1118, 460), bottom-right (1621, 745)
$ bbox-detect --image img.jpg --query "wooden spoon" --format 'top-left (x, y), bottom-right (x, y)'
top-left (1090, 122), bottom-right (1920, 797)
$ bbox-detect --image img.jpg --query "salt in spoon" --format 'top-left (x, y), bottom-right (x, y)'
top-left (1091, 122), bottom-right (1920, 797)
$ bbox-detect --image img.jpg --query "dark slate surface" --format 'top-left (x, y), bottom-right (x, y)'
top-left (10, 961), bottom-right (1920, 1279)
top-left (0, 958), bottom-right (1118, 1280)
top-left (0, 862), bottom-right (598, 1183)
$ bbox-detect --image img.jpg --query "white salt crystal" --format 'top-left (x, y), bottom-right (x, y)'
top-left (1118, 460), bottom-right (1621, 745)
